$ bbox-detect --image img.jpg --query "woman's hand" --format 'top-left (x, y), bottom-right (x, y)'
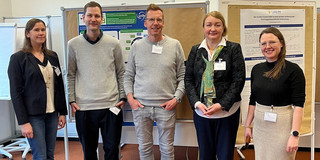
top-left (58, 115), bottom-right (66, 130)
top-left (196, 103), bottom-right (208, 114)
top-left (244, 127), bottom-right (252, 144)
top-left (286, 135), bottom-right (299, 152)
top-left (21, 123), bottom-right (33, 138)
top-left (204, 103), bottom-right (222, 116)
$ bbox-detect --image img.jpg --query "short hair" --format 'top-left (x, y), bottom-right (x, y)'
top-left (146, 4), bottom-right (163, 18)
top-left (84, 1), bottom-right (102, 16)
top-left (259, 27), bottom-right (286, 79)
top-left (22, 18), bottom-right (53, 55)
top-left (202, 11), bottom-right (228, 37)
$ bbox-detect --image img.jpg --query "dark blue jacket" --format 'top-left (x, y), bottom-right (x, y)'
top-left (185, 41), bottom-right (245, 111)
top-left (8, 51), bottom-right (67, 125)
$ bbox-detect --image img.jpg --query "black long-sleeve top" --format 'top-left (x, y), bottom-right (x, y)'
top-left (249, 60), bottom-right (305, 107)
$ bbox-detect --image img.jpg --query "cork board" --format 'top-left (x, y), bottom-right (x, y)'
top-left (227, 5), bottom-right (315, 144)
top-left (62, 3), bottom-right (207, 120)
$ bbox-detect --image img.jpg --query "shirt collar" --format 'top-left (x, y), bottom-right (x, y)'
top-left (83, 30), bottom-right (103, 44)
top-left (198, 37), bottom-right (227, 51)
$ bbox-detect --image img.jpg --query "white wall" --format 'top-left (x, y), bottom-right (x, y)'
top-left (9, 0), bottom-right (218, 17)
top-left (0, 0), bottom-right (12, 22)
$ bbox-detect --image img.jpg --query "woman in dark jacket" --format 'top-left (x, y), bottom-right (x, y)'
top-left (7, 18), bottom-right (67, 160)
top-left (185, 11), bottom-right (245, 160)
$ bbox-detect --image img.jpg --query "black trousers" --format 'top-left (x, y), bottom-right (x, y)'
top-left (194, 108), bottom-right (240, 160)
top-left (75, 108), bottom-right (123, 160)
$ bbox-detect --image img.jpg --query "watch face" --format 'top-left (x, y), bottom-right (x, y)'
top-left (292, 131), bottom-right (299, 136)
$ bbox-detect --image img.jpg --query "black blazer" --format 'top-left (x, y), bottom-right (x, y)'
top-left (8, 51), bottom-right (67, 125)
top-left (185, 41), bottom-right (245, 111)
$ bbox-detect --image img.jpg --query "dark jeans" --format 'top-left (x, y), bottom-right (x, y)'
top-left (28, 111), bottom-right (59, 160)
top-left (194, 108), bottom-right (240, 160)
top-left (75, 108), bottom-right (123, 160)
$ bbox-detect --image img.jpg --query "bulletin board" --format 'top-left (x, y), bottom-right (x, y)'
top-left (61, 2), bottom-right (208, 120)
top-left (221, 1), bottom-right (316, 144)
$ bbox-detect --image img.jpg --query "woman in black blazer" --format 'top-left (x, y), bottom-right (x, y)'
top-left (185, 11), bottom-right (245, 160)
top-left (7, 18), bottom-right (67, 160)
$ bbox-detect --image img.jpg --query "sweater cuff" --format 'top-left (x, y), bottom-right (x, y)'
top-left (119, 98), bottom-right (127, 102)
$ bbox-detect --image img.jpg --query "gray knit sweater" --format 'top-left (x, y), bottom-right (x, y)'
top-left (124, 35), bottom-right (185, 106)
top-left (67, 34), bottom-right (126, 110)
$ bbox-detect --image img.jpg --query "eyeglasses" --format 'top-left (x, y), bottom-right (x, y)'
top-left (260, 41), bottom-right (280, 48)
top-left (146, 18), bottom-right (163, 24)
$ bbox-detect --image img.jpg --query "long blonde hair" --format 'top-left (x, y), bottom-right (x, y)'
top-left (259, 27), bottom-right (286, 79)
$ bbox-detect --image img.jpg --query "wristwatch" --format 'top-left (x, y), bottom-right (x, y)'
top-left (174, 97), bottom-right (181, 103)
top-left (291, 130), bottom-right (299, 137)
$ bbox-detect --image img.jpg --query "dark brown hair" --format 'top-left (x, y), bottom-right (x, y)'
top-left (22, 18), bottom-right (53, 55)
top-left (259, 27), bottom-right (286, 79)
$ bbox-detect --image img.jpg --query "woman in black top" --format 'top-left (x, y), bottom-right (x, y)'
top-left (244, 27), bottom-right (305, 160)
top-left (8, 18), bottom-right (67, 160)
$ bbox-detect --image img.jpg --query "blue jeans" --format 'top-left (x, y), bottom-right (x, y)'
top-left (132, 106), bottom-right (176, 160)
top-left (27, 112), bottom-right (58, 160)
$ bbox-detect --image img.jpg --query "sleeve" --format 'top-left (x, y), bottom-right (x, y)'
top-left (173, 41), bottom-right (185, 100)
top-left (249, 66), bottom-right (256, 106)
top-left (7, 53), bottom-right (29, 125)
top-left (66, 41), bottom-right (77, 103)
top-left (123, 43), bottom-right (136, 95)
top-left (290, 64), bottom-right (306, 107)
top-left (219, 43), bottom-right (246, 111)
top-left (113, 42), bottom-right (126, 100)
top-left (184, 46), bottom-right (199, 110)
top-left (53, 52), bottom-right (68, 115)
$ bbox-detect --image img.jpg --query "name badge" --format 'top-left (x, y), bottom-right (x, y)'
top-left (264, 112), bottom-right (277, 122)
top-left (214, 61), bottom-right (226, 70)
top-left (110, 106), bottom-right (121, 115)
top-left (54, 67), bottom-right (61, 76)
top-left (152, 45), bottom-right (163, 54)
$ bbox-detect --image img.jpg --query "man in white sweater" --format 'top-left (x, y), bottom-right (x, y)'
top-left (67, 1), bottom-right (126, 160)
top-left (124, 4), bottom-right (185, 160)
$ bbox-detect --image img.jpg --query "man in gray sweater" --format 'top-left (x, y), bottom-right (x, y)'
top-left (67, 1), bottom-right (126, 160)
top-left (124, 4), bottom-right (185, 160)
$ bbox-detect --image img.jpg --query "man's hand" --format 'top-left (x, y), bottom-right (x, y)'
top-left (70, 102), bottom-right (80, 113)
top-left (160, 98), bottom-right (178, 111)
top-left (116, 100), bottom-right (126, 109)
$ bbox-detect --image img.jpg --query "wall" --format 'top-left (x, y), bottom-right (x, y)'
top-left (9, 0), bottom-right (218, 16)
top-left (0, 0), bottom-right (12, 22)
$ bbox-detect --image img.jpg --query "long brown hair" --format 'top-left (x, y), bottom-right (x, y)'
top-left (259, 27), bottom-right (286, 79)
top-left (22, 18), bottom-right (53, 55)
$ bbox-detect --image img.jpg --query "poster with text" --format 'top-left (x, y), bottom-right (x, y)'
top-left (78, 10), bottom-right (148, 62)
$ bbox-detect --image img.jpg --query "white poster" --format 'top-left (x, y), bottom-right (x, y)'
top-left (0, 24), bottom-right (16, 100)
